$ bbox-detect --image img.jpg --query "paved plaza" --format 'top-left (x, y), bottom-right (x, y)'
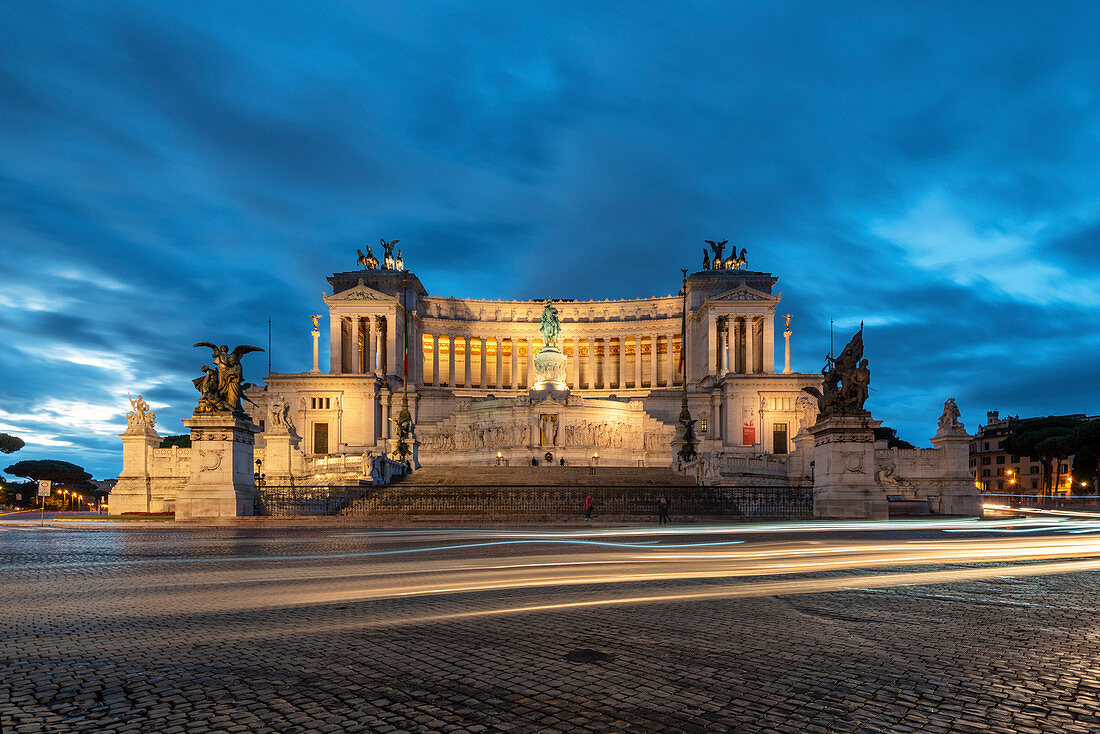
top-left (5, 520), bottom-right (1100, 733)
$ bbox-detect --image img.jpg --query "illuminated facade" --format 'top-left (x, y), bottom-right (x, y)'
top-left (251, 263), bottom-right (821, 467)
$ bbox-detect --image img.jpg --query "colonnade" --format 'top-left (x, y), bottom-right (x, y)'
top-left (331, 315), bottom-right (392, 376)
top-left (421, 333), bottom-right (683, 391)
top-left (713, 314), bottom-right (770, 376)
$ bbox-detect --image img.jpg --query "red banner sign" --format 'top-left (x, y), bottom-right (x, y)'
top-left (742, 405), bottom-right (756, 446)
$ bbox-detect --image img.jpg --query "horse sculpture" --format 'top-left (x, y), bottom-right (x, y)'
top-left (723, 247), bottom-right (748, 270)
top-left (357, 246), bottom-right (379, 270)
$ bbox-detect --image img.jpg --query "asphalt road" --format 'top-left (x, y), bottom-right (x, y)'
top-left (4, 518), bottom-right (1100, 733)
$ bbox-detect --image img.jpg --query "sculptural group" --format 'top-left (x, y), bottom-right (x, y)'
top-left (357, 238), bottom-right (405, 271)
top-left (702, 240), bottom-right (748, 271)
top-left (192, 342), bottom-right (264, 415)
top-left (126, 394), bottom-right (156, 430)
top-left (802, 326), bottom-right (871, 418)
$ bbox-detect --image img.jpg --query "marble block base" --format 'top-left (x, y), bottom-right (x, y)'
top-left (176, 414), bottom-right (258, 520)
top-left (533, 346), bottom-right (567, 391)
top-left (809, 414), bottom-right (888, 520)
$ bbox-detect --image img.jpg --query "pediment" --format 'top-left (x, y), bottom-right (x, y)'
top-left (708, 281), bottom-right (779, 303)
top-left (323, 279), bottom-right (395, 304)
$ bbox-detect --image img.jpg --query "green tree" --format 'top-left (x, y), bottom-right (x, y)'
top-left (0, 433), bottom-right (25, 454)
top-left (4, 459), bottom-right (92, 488)
top-left (159, 435), bottom-right (191, 448)
top-left (1004, 416), bottom-right (1082, 494)
top-left (873, 427), bottom-right (916, 450)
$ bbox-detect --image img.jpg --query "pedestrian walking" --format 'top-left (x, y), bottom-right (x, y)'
top-left (584, 495), bottom-right (594, 521)
top-left (657, 495), bottom-right (670, 525)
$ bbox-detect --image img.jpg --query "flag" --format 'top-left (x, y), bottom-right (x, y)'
top-left (402, 329), bottom-right (408, 378)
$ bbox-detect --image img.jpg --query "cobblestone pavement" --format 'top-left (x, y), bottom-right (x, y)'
top-left (5, 522), bottom-right (1100, 733)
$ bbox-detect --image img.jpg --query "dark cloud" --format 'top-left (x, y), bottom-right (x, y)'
top-left (2, 1), bottom-right (1100, 475)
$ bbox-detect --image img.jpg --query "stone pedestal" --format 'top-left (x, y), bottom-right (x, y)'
top-left (532, 346), bottom-right (567, 392)
top-left (263, 429), bottom-right (301, 480)
top-left (177, 413), bottom-right (259, 520)
top-left (810, 414), bottom-right (887, 520)
top-left (931, 429), bottom-right (981, 516)
top-left (112, 424), bottom-right (162, 514)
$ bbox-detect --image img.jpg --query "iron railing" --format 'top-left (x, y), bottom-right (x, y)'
top-left (255, 485), bottom-right (374, 517)
top-left (252, 484), bottom-right (810, 520)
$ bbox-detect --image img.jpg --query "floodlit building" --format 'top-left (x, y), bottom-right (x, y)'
top-left (250, 256), bottom-right (821, 469)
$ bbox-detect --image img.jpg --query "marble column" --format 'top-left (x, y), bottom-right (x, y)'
top-left (350, 318), bottom-right (361, 374)
top-left (570, 339), bottom-right (580, 389)
top-left (495, 337), bottom-right (503, 388)
top-left (329, 314), bottom-right (341, 374)
top-left (385, 316), bottom-right (397, 376)
top-left (586, 338), bottom-right (595, 390)
top-left (311, 325), bottom-right (320, 374)
top-left (649, 334), bottom-right (658, 388)
top-left (746, 316), bottom-right (757, 374)
top-left (666, 333), bottom-right (676, 386)
top-left (432, 334), bottom-right (440, 386)
top-left (707, 314), bottom-right (717, 377)
top-left (464, 336), bottom-right (472, 387)
top-left (382, 391), bottom-right (392, 439)
top-left (526, 340), bottom-right (534, 388)
top-left (717, 318), bottom-right (726, 375)
top-left (364, 318), bottom-right (373, 376)
top-left (618, 338), bottom-right (626, 388)
top-left (728, 318), bottom-right (737, 374)
top-left (448, 335), bottom-right (456, 387)
top-left (633, 336), bottom-right (642, 388)
top-left (783, 326), bottom-right (793, 375)
top-left (479, 337), bottom-right (487, 387)
top-left (763, 312), bottom-right (775, 374)
top-left (374, 317), bottom-right (384, 374)
top-left (603, 338), bottom-right (612, 389)
top-left (510, 338), bottom-right (518, 388)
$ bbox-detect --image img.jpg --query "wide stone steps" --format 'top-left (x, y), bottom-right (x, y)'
top-left (392, 465), bottom-right (698, 488)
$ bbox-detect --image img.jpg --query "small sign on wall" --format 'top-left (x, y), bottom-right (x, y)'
top-left (741, 404), bottom-right (756, 446)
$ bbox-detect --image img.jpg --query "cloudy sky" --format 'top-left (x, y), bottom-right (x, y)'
top-left (2, 2), bottom-right (1100, 478)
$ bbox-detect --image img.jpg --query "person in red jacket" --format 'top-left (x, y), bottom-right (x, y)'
top-left (584, 495), bottom-right (594, 521)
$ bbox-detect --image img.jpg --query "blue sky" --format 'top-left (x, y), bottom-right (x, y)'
top-left (2, 2), bottom-right (1100, 478)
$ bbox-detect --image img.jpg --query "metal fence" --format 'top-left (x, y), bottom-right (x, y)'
top-left (255, 483), bottom-right (812, 520)
top-left (254, 485), bottom-right (375, 517)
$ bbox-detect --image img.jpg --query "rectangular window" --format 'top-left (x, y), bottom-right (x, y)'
top-left (1031, 480), bottom-right (1038, 489)
top-left (1030, 466), bottom-right (1040, 474)
top-left (982, 457), bottom-right (991, 465)
top-left (997, 440), bottom-right (1004, 449)
top-left (984, 442), bottom-right (990, 450)
top-left (982, 469), bottom-right (990, 477)
top-left (1060, 463), bottom-right (1069, 473)
top-left (700, 417), bottom-right (708, 433)
top-left (995, 456), bottom-right (1005, 464)
top-left (313, 423), bottom-right (329, 455)
top-left (773, 423), bottom-right (789, 455)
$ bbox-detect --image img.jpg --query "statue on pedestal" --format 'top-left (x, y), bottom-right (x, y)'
top-left (702, 248), bottom-right (711, 270)
top-left (538, 298), bottom-right (561, 350)
top-left (126, 394), bottom-right (156, 431)
top-left (936, 398), bottom-right (966, 435)
top-left (192, 343), bottom-right (264, 416)
top-left (802, 325), bottom-right (870, 417)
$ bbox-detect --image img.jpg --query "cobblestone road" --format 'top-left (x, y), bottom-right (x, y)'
top-left (4, 521), bottom-right (1100, 733)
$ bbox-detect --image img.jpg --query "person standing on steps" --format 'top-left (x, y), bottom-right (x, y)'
top-left (584, 495), bottom-right (594, 521)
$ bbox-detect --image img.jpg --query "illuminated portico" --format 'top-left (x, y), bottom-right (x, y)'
top-left (252, 260), bottom-right (821, 466)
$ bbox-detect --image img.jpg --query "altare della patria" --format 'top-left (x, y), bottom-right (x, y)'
top-left (113, 239), bottom-right (979, 521)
